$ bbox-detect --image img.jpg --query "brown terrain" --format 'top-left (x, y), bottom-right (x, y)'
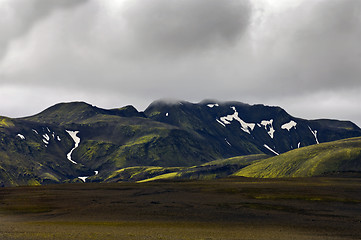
top-left (0, 177), bottom-right (361, 240)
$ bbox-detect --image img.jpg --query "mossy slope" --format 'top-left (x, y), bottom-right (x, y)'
top-left (234, 137), bottom-right (361, 178)
top-left (103, 154), bottom-right (269, 183)
top-left (0, 119), bottom-right (86, 187)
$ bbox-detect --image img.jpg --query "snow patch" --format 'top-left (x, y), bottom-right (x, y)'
top-left (281, 120), bottom-right (297, 131)
top-left (66, 130), bottom-right (80, 164)
top-left (225, 138), bottom-right (231, 146)
top-left (308, 126), bottom-right (319, 144)
top-left (216, 119), bottom-right (226, 127)
top-left (298, 142), bottom-right (301, 148)
top-left (42, 134), bottom-right (50, 146)
top-left (17, 134), bottom-right (25, 140)
top-left (78, 176), bottom-right (88, 182)
top-left (94, 171), bottom-right (99, 175)
top-left (43, 134), bottom-right (50, 141)
top-left (263, 144), bottom-right (279, 155)
top-left (165, 112), bottom-right (169, 117)
top-left (261, 119), bottom-right (275, 139)
top-left (32, 129), bottom-right (38, 134)
top-left (57, 136), bottom-right (61, 141)
top-left (219, 107), bottom-right (255, 134)
top-left (46, 127), bottom-right (51, 132)
top-left (207, 103), bottom-right (219, 108)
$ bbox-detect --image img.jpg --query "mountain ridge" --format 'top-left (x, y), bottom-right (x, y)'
top-left (1, 99), bottom-right (361, 186)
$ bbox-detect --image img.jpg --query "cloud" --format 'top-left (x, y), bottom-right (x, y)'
top-left (0, 0), bottom-right (88, 60)
top-left (0, 0), bottom-right (360, 126)
top-left (250, 0), bottom-right (361, 96)
top-left (121, 0), bottom-right (252, 56)
top-left (0, 84), bottom-right (150, 118)
top-left (0, 0), bottom-right (253, 88)
top-left (266, 87), bottom-right (361, 127)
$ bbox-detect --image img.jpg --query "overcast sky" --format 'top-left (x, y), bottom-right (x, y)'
top-left (1, 0), bottom-right (360, 126)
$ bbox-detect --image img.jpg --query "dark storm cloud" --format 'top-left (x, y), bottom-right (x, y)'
top-left (0, 0), bottom-right (88, 59)
top-left (252, 0), bottom-right (361, 96)
top-left (0, 0), bottom-right (253, 87)
top-left (123, 0), bottom-right (252, 56)
top-left (0, 0), bottom-right (361, 126)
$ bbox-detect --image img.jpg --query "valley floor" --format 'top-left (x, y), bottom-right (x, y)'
top-left (0, 177), bottom-right (360, 240)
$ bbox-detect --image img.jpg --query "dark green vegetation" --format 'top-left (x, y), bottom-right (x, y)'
top-left (0, 116), bottom-right (81, 186)
top-left (0, 178), bottom-right (360, 239)
top-left (1, 100), bottom-right (361, 186)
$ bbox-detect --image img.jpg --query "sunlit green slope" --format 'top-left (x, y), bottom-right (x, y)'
top-left (101, 154), bottom-right (269, 183)
top-left (234, 137), bottom-right (361, 178)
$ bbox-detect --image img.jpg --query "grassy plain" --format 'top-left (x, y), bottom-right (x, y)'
top-left (0, 177), bottom-right (361, 240)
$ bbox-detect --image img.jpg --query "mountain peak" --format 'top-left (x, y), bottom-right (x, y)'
top-left (35, 101), bottom-right (94, 114)
top-left (23, 101), bottom-right (144, 125)
top-left (108, 105), bottom-right (146, 118)
top-left (147, 99), bottom-right (189, 107)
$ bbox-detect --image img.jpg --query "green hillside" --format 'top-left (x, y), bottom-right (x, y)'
top-left (0, 118), bottom-right (85, 187)
top-left (105, 154), bottom-right (269, 183)
top-left (234, 137), bottom-right (361, 178)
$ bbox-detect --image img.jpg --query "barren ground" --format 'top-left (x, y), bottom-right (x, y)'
top-left (0, 177), bottom-right (360, 240)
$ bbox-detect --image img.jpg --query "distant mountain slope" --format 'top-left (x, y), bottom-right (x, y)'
top-left (233, 137), bottom-right (361, 178)
top-left (1, 100), bottom-right (361, 186)
top-left (145, 100), bottom-right (361, 156)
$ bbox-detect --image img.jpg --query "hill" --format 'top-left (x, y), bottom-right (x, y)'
top-left (103, 154), bottom-right (269, 183)
top-left (234, 137), bottom-right (361, 178)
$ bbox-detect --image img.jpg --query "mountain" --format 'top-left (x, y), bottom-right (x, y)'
top-left (1, 100), bottom-right (361, 186)
top-left (145, 100), bottom-right (361, 156)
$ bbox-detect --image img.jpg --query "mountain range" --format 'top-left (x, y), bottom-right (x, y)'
top-left (1, 100), bottom-right (360, 186)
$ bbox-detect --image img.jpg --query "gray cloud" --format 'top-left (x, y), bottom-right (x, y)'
top-left (250, 0), bottom-right (361, 96)
top-left (122, 0), bottom-right (251, 56)
top-left (0, 0), bottom-right (361, 127)
top-left (0, 0), bottom-right (88, 59)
